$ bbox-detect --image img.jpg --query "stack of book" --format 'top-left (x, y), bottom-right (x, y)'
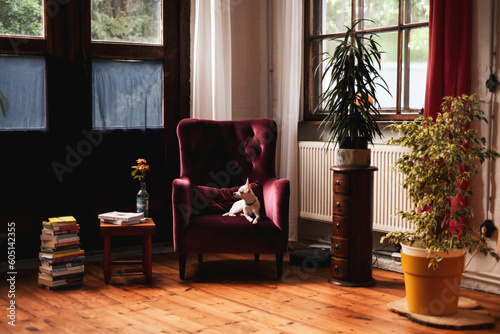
top-left (38, 216), bottom-right (85, 289)
top-left (98, 211), bottom-right (145, 225)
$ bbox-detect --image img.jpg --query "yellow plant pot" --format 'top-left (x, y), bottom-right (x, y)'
top-left (400, 243), bottom-right (465, 316)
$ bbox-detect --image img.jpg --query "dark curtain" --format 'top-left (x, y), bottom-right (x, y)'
top-left (424, 0), bottom-right (472, 119)
top-left (424, 0), bottom-right (472, 232)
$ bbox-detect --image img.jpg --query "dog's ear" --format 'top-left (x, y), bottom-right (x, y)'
top-left (245, 178), bottom-right (250, 186)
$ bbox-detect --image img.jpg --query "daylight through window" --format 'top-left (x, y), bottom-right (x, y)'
top-left (0, 0), bottom-right (46, 131)
top-left (305, 0), bottom-right (430, 121)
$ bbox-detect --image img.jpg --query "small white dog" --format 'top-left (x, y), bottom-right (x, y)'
top-left (222, 179), bottom-right (261, 224)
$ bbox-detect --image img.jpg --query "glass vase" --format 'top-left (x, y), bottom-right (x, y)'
top-left (136, 180), bottom-right (149, 218)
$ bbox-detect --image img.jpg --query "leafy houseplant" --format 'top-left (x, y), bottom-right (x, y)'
top-left (381, 95), bottom-right (500, 267)
top-left (381, 95), bottom-right (500, 315)
top-left (315, 19), bottom-right (390, 152)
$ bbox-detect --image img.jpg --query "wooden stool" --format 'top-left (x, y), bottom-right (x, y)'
top-left (100, 218), bottom-right (156, 284)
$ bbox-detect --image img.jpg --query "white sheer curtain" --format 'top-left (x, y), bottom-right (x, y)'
top-left (192, 0), bottom-right (232, 120)
top-left (272, 0), bottom-right (303, 241)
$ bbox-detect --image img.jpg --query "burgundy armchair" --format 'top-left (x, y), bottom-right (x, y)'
top-left (172, 118), bottom-right (290, 279)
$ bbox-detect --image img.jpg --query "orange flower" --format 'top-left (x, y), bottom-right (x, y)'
top-left (355, 94), bottom-right (373, 106)
top-left (137, 164), bottom-right (150, 172)
top-left (132, 158), bottom-right (150, 181)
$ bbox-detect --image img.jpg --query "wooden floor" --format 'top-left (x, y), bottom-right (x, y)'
top-left (1, 252), bottom-right (499, 333)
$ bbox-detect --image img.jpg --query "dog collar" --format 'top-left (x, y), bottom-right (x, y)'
top-left (245, 200), bottom-right (257, 206)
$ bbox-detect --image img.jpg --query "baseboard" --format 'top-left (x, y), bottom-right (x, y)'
top-left (462, 270), bottom-right (500, 295)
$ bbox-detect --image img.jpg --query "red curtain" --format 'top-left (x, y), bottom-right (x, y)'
top-left (423, 0), bottom-right (472, 233)
top-left (424, 0), bottom-right (472, 119)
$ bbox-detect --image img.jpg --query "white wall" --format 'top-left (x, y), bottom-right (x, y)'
top-left (467, 0), bottom-right (500, 276)
top-left (230, 0), bottom-right (269, 120)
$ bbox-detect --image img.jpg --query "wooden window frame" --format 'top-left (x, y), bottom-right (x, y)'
top-left (81, 0), bottom-right (190, 129)
top-left (304, 0), bottom-right (429, 122)
top-left (0, 1), bottom-right (50, 131)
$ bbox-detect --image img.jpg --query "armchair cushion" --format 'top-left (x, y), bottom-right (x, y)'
top-left (193, 182), bottom-right (263, 216)
top-left (184, 215), bottom-right (282, 254)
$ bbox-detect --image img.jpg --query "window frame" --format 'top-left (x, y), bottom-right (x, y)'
top-left (304, 0), bottom-right (429, 122)
top-left (0, 0), bottom-right (48, 131)
top-left (82, 0), bottom-right (186, 130)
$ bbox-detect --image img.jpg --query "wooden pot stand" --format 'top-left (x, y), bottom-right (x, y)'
top-left (387, 297), bottom-right (495, 330)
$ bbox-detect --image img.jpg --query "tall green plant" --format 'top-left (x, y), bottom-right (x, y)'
top-left (315, 19), bottom-right (390, 149)
top-left (381, 95), bottom-right (500, 269)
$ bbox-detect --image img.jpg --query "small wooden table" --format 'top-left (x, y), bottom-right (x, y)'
top-left (100, 218), bottom-right (156, 284)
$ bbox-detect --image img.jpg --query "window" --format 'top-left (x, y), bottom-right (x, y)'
top-left (0, 0), bottom-right (44, 37)
top-left (0, 0), bottom-right (46, 130)
top-left (88, 0), bottom-right (165, 130)
top-left (91, 0), bottom-right (162, 44)
top-left (92, 59), bottom-right (163, 129)
top-left (0, 0), bottom-right (187, 131)
top-left (304, 0), bottom-right (430, 121)
top-left (0, 55), bottom-right (46, 130)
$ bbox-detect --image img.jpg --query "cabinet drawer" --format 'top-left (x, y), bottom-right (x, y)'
top-left (333, 173), bottom-right (349, 194)
top-left (333, 195), bottom-right (350, 216)
top-left (332, 216), bottom-right (349, 237)
top-left (331, 257), bottom-right (349, 280)
top-left (331, 236), bottom-right (348, 258)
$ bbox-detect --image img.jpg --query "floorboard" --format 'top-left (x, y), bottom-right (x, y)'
top-left (1, 252), bottom-right (499, 333)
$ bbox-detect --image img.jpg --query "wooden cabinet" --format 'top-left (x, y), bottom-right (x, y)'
top-left (329, 166), bottom-right (377, 286)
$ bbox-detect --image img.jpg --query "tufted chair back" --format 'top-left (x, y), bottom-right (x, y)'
top-left (177, 118), bottom-right (277, 187)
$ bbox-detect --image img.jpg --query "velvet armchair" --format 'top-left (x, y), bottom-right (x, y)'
top-left (172, 118), bottom-right (290, 279)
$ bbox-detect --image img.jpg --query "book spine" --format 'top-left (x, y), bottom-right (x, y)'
top-left (40, 234), bottom-right (79, 241)
top-left (39, 266), bottom-right (84, 276)
top-left (39, 272), bottom-right (85, 281)
top-left (41, 236), bottom-right (80, 244)
top-left (47, 216), bottom-right (77, 224)
top-left (44, 224), bottom-right (80, 231)
top-left (41, 281), bottom-right (84, 290)
top-left (41, 255), bottom-right (85, 265)
top-left (42, 228), bottom-right (80, 235)
top-left (42, 262), bottom-right (83, 270)
top-left (39, 250), bottom-right (85, 259)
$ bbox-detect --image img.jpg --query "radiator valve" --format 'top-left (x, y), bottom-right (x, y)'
top-left (486, 74), bottom-right (499, 92)
top-left (480, 219), bottom-right (497, 238)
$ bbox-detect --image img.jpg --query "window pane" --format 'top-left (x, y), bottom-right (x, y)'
top-left (359, 0), bottom-right (398, 29)
top-left (375, 31), bottom-right (398, 111)
top-left (310, 39), bottom-right (340, 113)
top-left (404, 0), bottom-right (430, 24)
top-left (91, 0), bottom-right (162, 44)
top-left (92, 59), bottom-right (163, 129)
top-left (401, 27), bottom-right (428, 110)
top-left (321, 0), bottom-right (351, 35)
top-left (0, 0), bottom-right (44, 37)
top-left (0, 55), bottom-right (46, 130)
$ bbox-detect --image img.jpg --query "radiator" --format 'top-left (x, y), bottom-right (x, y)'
top-left (298, 141), bottom-right (413, 232)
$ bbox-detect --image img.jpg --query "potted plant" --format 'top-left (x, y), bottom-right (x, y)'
top-left (381, 94), bottom-right (500, 316)
top-left (315, 19), bottom-right (390, 166)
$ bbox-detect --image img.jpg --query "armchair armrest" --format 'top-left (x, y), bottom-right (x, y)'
top-left (172, 177), bottom-right (193, 253)
top-left (263, 178), bottom-right (290, 250)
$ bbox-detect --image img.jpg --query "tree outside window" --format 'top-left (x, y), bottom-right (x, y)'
top-left (305, 0), bottom-right (430, 121)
